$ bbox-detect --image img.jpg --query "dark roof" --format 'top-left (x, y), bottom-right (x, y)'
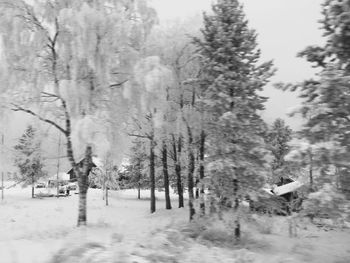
top-left (66, 156), bottom-right (101, 174)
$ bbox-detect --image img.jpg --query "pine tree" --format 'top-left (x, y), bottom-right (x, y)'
top-left (194, 0), bottom-right (274, 239)
top-left (265, 118), bottom-right (293, 183)
top-left (281, 0), bottom-right (350, 197)
top-left (126, 139), bottom-right (149, 199)
top-left (13, 125), bottom-right (46, 198)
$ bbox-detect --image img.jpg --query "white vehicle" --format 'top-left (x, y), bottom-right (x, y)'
top-left (35, 183), bottom-right (46, 188)
top-left (67, 182), bottom-right (77, 191)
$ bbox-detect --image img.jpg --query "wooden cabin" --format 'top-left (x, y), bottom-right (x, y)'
top-left (66, 156), bottom-right (103, 182)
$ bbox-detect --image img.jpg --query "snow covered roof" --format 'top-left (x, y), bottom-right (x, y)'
top-left (73, 156), bottom-right (103, 168)
top-left (92, 156), bottom-right (103, 168)
top-left (66, 156), bottom-right (104, 174)
top-left (272, 181), bottom-right (303, 196)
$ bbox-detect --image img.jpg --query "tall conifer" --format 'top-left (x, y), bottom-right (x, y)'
top-left (194, 0), bottom-right (274, 239)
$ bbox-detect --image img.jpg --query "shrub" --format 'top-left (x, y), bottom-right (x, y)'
top-left (301, 184), bottom-right (349, 227)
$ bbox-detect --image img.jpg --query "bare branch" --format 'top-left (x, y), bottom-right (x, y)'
top-left (41, 98), bottom-right (60, 103)
top-left (131, 116), bottom-right (144, 130)
top-left (109, 79), bottom-right (128, 88)
top-left (110, 72), bottom-right (130, 75)
top-left (41, 91), bottom-right (60, 98)
top-left (11, 104), bottom-right (66, 135)
top-left (127, 133), bottom-right (151, 139)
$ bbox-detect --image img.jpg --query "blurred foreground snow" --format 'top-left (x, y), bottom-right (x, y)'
top-left (0, 186), bottom-right (349, 263)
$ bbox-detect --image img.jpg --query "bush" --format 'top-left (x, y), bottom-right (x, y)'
top-left (249, 195), bottom-right (289, 215)
top-left (301, 184), bottom-right (349, 227)
top-left (250, 214), bottom-right (274, 234)
top-left (181, 216), bottom-right (212, 239)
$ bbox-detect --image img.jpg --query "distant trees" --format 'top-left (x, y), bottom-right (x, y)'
top-left (127, 55), bottom-right (174, 213)
top-left (13, 125), bottom-right (47, 198)
top-left (145, 16), bottom-right (203, 217)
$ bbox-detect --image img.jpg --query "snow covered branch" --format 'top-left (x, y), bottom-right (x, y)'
top-left (11, 104), bottom-right (66, 135)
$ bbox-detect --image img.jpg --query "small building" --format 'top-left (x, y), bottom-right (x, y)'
top-left (66, 156), bottom-right (103, 182)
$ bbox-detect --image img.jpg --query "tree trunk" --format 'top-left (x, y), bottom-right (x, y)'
top-left (233, 178), bottom-right (240, 241)
top-left (137, 159), bottom-right (142, 199)
top-left (162, 141), bottom-right (172, 210)
top-left (102, 175), bottom-right (105, 200)
top-left (195, 175), bottom-right (200, 199)
top-left (187, 125), bottom-right (195, 221)
top-left (106, 187), bottom-right (108, 206)
top-left (77, 185), bottom-right (87, 226)
top-left (188, 151), bottom-right (195, 221)
top-left (199, 130), bottom-right (205, 215)
top-left (309, 150), bottom-right (313, 191)
top-left (150, 139), bottom-right (156, 213)
top-left (195, 152), bottom-right (200, 199)
top-left (31, 173), bottom-right (34, 198)
top-left (1, 172), bottom-right (4, 201)
top-left (173, 135), bottom-right (184, 208)
top-left (77, 146), bottom-right (92, 227)
top-left (63, 114), bottom-right (89, 227)
top-left (209, 188), bottom-right (216, 215)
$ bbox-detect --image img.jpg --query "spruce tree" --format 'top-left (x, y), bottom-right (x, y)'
top-left (127, 139), bottom-right (149, 199)
top-left (266, 118), bottom-right (293, 183)
top-left (194, 0), bottom-right (274, 239)
top-left (13, 125), bottom-right (46, 198)
top-left (282, 0), bottom-right (350, 196)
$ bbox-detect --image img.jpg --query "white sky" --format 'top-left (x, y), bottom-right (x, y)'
top-left (151, 0), bottom-right (324, 130)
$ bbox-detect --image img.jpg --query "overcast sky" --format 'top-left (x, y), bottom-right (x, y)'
top-left (151, 0), bottom-right (324, 130)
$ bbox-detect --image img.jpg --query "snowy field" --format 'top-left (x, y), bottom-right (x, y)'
top-left (0, 186), bottom-right (350, 263)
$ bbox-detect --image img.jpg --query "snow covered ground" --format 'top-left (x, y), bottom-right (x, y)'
top-left (0, 185), bottom-right (350, 263)
top-left (0, 186), bottom-right (188, 263)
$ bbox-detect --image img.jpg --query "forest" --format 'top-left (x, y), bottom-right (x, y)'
top-left (0, 0), bottom-right (349, 262)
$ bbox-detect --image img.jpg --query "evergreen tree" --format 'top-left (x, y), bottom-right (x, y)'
top-left (125, 139), bottom-right (149, 199)
top-left (280, 0), bottom-right (350, 196)
top-left (194, 0), bottom-right (274, 239)
top-left (13, 125), bottom-right (46, 198)
top-left (266, 118), bottom-right (293, 183)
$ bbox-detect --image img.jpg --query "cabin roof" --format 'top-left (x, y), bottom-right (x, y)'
top-left (66, 156), bottom-right (103, 174)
